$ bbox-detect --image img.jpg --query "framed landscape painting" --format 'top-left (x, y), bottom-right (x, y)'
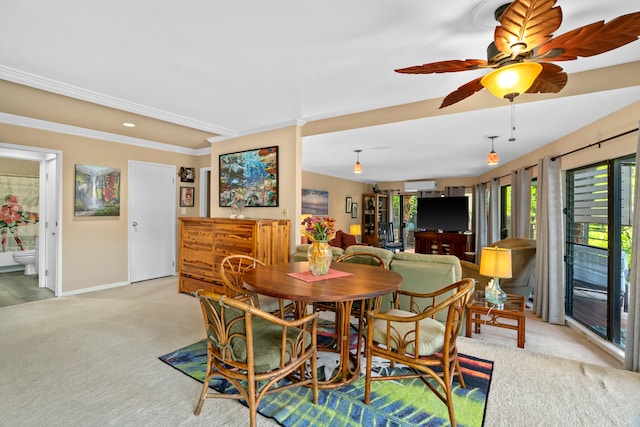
top-left (219, 146), bottom-right (279, 207)
top-left (74, 164), bottom-right (121, 216)
top-left (301, 189), bottom-right (329, 215)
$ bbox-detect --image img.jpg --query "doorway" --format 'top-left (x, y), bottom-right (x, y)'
top-left (0, 142), bottom-right (61, 298)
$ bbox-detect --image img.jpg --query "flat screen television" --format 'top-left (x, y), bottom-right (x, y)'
top-left (417, 196), bottom-right (469, 232)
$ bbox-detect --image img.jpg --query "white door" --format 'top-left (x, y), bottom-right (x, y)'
top-left (42, 156), bottom-right (59, 294)
top-left (129, 161), bottom-right (176, 283)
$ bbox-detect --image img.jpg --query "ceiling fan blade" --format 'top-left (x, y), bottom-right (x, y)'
top-left (525, 63), bottom-right (567, 94)
top-left (537, 11), bottom-right (640, 61)
top-left (439, 77), bottom-right (484, 108)
top-left (395, 59), bottom-right (488, 74)
top-left (495, 0), bottom-right (562, 55)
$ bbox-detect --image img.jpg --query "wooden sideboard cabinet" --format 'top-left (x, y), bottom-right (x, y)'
top-left (178, 217), bottom-right (290, 294)
top-left (413, 231), bottom-right (474, 259)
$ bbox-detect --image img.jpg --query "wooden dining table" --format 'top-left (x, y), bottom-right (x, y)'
top-left (243, 261), bottom-right (403, 389)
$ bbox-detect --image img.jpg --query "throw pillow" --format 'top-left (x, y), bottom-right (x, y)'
top-left (329, 231), bottom-right (342, 248)
top-left (341, 232), bottom-right (356, 249)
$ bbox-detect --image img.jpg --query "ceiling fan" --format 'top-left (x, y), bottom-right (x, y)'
top-left (396, 0), bottom-right (640, 108)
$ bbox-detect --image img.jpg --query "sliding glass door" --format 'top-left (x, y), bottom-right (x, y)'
top-left (565, 156), bottom-right (633, 349)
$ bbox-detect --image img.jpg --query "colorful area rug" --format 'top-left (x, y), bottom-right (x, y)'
top-left (160, 330), bottom-right (492, 427)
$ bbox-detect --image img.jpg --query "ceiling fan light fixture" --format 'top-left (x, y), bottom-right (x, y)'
top-left (353, 149), bottom-right (363, 174)
top-left (481, 62), bottom-right (543, 101)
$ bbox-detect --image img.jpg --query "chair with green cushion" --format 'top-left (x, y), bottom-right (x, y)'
top-left (194, 291), bottom-right (319, 427)
top-left (364, 278), bottom-right (475, 427)
top-left (314, 251), bottom-right (387, 317)
top-left (221, 254), bottom-right (293, 317)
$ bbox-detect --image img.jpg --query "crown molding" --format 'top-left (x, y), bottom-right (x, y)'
top-left (0, 112), bottom-right (208, 156)
top-left (0, 65), bottom-right (238, 138)
top-left (206, 118), bottom-right (307, 143)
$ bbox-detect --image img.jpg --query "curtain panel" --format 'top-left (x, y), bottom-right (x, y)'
top-left (625, 125), bottom-right (640, 372)
top-left (473, 183), bottom-right (487, 264)
top-left (511, 167), bottom-right (532, 239)
top-left (533, 156), bottom-right (565, 324)
top-left (487, 179), bottom-right (500, 244)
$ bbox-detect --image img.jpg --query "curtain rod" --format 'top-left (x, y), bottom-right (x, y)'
top-left (550, 127), bottom-right (638, 161)
top-left (480, 127), bottom-right (639, 186)
top-left (391, 128), bottom-right (639, 190)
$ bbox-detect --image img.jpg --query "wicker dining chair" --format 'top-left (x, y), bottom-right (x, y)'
top-left (220, 254), bottom-right (293, 317)
top-left (364, 278), bottom-right (475, 427)
top-left (194, 291), bottom-right (319, 427)
top-left (314, 251), bottom-right (387, 316)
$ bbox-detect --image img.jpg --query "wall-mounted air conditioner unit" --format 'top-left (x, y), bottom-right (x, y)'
top-left (404, 180), bottom-right (437, 192)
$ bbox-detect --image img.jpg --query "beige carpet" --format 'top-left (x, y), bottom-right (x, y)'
top-left (1, 276), bottom-right (639, 426)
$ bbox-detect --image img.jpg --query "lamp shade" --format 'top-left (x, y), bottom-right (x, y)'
top-left (349, 223), bottom-right (362, 236)
top-left (479, 246), bottom-right (512, 278)
top-left (480, 62), bottom-right (543, 100)
top-left (353, 161), bottom-right (362, 174)
top-left (487, 150), bottom-right (499, 165)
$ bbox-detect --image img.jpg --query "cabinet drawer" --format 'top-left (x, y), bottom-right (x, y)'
top-left (179, 275), bottom-right (223, 295)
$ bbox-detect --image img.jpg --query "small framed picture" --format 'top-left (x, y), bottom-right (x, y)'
top-left (351, 202), bottom-right (358, 218)
top-left (345, 196), bottom-right (352, 213)
top-left (180, 187), bottom-right (195, 207)
top-left (179, 167), bottom-right (195, 182)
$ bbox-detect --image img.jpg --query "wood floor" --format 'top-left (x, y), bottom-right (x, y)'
top-left (0, 271), bottom-right (54, 307)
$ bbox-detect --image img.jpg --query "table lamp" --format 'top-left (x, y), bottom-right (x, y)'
top-left (479, 246), bottom-right (512, 305)
top-left (349, 223), bottom-right (362, 243)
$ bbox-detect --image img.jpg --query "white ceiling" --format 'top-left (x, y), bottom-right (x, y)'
top-left (1, 0), bottom-right (639, 183)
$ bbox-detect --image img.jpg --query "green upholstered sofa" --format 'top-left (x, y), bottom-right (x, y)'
top-left (384, 252), bottom-right (462, 314)
top-left (291, 244), bottom-right (345, 262)
top-left (291, 246), bottom-right (462, 313)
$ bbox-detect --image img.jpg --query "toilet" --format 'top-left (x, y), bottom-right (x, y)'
top-left (12, 237), bottom-right (39, 276)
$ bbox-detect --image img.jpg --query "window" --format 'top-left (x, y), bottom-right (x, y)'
top-left (500, 180), bottom-right (537, 239)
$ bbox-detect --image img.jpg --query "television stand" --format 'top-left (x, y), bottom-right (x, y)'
top-left (413, 231), bottom-right (474, 259)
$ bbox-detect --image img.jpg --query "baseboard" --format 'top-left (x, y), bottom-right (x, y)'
top-left (566, 317), bottom-right (625, 365)
top-left (61, 281), bottom-right (130, 297)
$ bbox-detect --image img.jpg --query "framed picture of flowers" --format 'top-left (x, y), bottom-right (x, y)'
top-left (219, 146), bottom-right (279, 207)
top-left (74, 164), bottom-right (121, 216)
top-left (180, 187), bottom-right (195, 207)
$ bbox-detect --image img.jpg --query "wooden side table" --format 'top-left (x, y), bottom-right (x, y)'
top-left (465, 290), bottom-right (526, 348)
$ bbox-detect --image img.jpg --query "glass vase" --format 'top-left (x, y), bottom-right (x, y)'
top-left (485, 278), bottom-right (507, 306)
top-left (307, 241), bottom-right (332, 276)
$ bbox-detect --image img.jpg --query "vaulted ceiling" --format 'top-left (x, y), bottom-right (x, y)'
top-left (1, 1), bottom-right (639, 182)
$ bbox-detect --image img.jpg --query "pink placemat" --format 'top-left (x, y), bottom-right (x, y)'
top-left (287, 269), bottom-right (353, 283)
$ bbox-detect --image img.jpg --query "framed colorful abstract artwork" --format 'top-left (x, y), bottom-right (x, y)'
top-left (219, 146), bottom-right (279, 207)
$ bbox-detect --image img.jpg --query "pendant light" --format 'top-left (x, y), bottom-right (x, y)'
top-left (487, 136), bottom-right (499, 166)
top-left (353, 149), bottom-right (363, 174)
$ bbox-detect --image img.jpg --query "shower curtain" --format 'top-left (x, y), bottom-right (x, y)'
top-left (0, 175), bottom-right (39, 252)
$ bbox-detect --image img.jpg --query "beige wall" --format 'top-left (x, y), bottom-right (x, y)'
top-left (301, 171), bottom-right (370, 235)
top-left (210, 125), bottom-right (302, 251)
top-left (0, 100), bottom-right (637, 294)
top-left (0, 123), bottom-right (207, 292)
